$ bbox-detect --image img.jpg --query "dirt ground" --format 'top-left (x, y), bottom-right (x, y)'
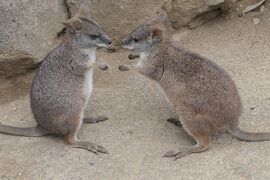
top-left (1, 8), bottom-right (270, 180)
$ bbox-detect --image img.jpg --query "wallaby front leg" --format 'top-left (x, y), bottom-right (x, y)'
top-left (128, 53), bottom-right (140, 60)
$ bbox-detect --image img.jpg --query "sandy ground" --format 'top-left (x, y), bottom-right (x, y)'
top-left (0, 7), bottom-right (270, 180)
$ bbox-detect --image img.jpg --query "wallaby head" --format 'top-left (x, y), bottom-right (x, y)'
top-left (62, 3), bottom-right (112, 49)
top-left (121, 15), bottom-right (166, 52)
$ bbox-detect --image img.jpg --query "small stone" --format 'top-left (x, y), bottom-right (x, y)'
top-left (250, 107), bottom-right (255, 110)
top-left (19, 173), bottom-right (22, 176)
top-left (89, 161), bottom-right (95, 166)
top-left (253, 18), bottom-right (260, 24)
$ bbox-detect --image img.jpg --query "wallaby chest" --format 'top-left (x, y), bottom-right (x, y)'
top-left (83, 49), bottom-right (96, 98)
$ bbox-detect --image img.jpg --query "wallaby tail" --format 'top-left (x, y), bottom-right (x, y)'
top-left (0, 123), bottom-right (49, 137)
top-left (229, 127), bottom-right (270, 142)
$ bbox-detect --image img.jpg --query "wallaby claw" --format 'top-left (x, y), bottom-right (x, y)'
top-left (128, 54), bottom-right (139, 60)
top-left (163, 149), bottom-right (189, 160)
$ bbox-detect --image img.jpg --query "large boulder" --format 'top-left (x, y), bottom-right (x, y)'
top-left (0, 0), bottom-right (66, 78)
top-left (164, 0), bottom-right (240, 29)
top-left (1, 0), bottom-right (253, 78)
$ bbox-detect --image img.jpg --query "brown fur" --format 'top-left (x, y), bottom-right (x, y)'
top-left (120, 16), bottom-right (270, 159)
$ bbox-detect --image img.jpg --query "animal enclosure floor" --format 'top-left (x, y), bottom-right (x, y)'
top-left (0, 10), bottom-right (270, 180)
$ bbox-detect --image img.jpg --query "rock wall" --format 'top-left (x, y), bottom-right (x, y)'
top-left (0, 0), bottom-right (67, 78)
top-left (0, 0), bottom-right (253, 78)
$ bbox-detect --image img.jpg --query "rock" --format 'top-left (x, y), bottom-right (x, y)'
top-left (242, 0), bottom-right (266, 14)
top-left (0, 51), bottom-right (39, 78)
top-left (0, 0), bottom-right (66, 77)
top-left (253, 18), bottom-right (260, 24)
top-left (64, 0), bottom-right (165, 46)
top-left (0, 0), bottom-right (251, 78)
top-left (188, 9), bottom-right (222, 29)
top-left (165, 0), bottom-right (242, 29)
top-left (165, 0), bottom-right (225, 29)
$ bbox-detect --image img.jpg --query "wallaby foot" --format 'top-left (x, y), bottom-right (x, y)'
top-left (83, 116), bottom-right (108, 123)
top-left (128, 54), bottom-right (140, 60)
top-left (163, 133), bottom-right (209, 160)
top-left (0, 124), bottom-right (49, 137)
top-left (64, 133), bottom-right (108, 154)
top-left (167, 118), bottom-right (182, 127)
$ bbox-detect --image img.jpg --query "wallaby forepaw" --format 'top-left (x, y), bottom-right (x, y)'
top-left (99, 64), bottom-right (109, 71)
top-left (119, 65), bottom-right (129, 71)
top-left (128, 54), bottom-right (139, 60)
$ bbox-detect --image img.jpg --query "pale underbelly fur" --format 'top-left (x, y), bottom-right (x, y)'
top-left (83, 48), bottom-right (96, 103)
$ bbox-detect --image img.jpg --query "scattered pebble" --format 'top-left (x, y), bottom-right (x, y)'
top-left (19, 172), bottom-right (22, 176)
top-left (250, 107), bottom-right (255, 110)
top-left (253, 18), bottom-right (260, 25)
top-left (89, 161), bottom-right (95, 166)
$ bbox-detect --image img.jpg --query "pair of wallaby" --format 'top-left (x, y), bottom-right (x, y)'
top-left (0, 3), bottom-right (269, 160)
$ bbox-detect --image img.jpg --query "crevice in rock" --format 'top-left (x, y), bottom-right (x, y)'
top-left (0, 53), bottom-right (40, 78)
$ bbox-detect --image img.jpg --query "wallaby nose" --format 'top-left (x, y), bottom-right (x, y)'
top-left (108, 40), bottom-right (112, 45)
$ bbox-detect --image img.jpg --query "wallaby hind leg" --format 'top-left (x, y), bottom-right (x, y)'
top-left (163, 132), bottom-right (209, 160)
top-left (0, 124), bottom-right (49, 137)
top-left (83, 116), bottom-right (108, 123)
top-left (64, 131), bottom-right (108, 154)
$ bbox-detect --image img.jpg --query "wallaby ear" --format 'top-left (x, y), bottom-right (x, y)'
top-left (150, 28), bottom-right (163, 39)
top-left (62, 18), bottom-right (81, 33)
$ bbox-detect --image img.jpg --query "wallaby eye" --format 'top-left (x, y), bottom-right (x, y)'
top-left (89, 34), bottom-right (99, 39)
top-left (133, 38), bottom-right (139, 43)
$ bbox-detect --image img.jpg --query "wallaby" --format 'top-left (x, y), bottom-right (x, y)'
top-left (119, 15), bottom-right (270, 160)
top-left (0, 2), bottom-right (112, 154)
